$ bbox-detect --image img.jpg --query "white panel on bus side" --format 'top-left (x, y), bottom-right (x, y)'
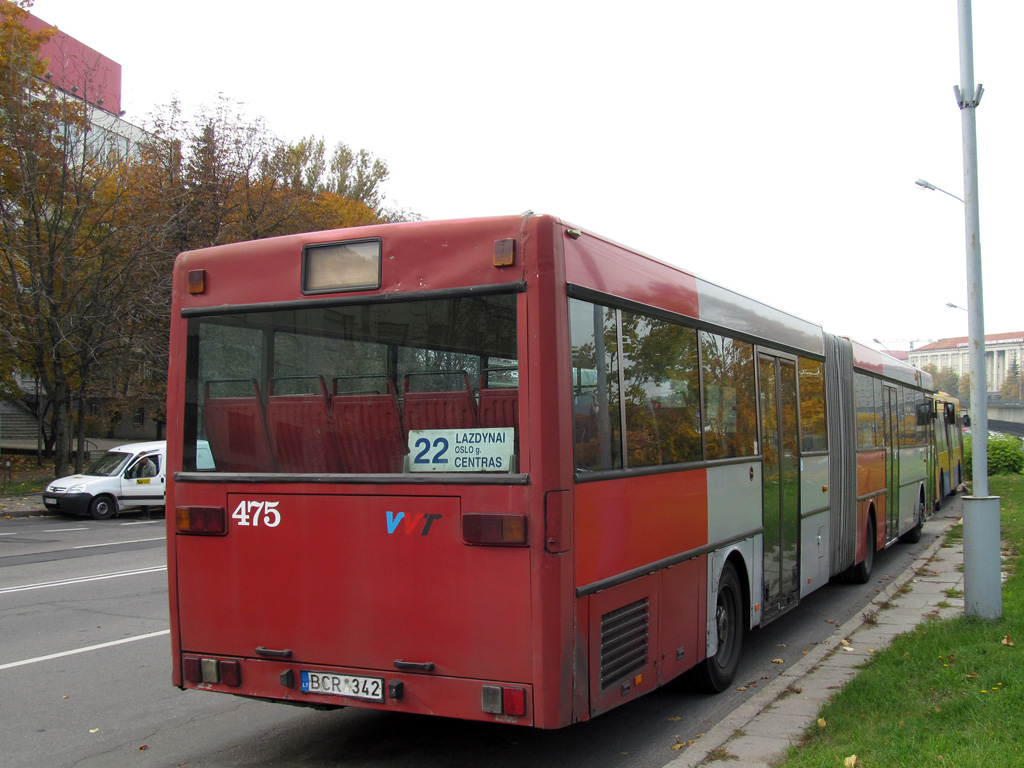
top-left (799, 513), bottom-right (829, 599)
top-left (706, 462), bottom-right (762, 545)
top-left (800, 454), bottom-right (831, 598)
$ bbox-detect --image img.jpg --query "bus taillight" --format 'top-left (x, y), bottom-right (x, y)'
top-left (183, 655), bottom-right (241, 687)
top-left (481, 685), bottom-right (527, 717)
top-left (462, 513), bottom-right (528, 546)
top-left (176, 506), bottom-right (226, 535)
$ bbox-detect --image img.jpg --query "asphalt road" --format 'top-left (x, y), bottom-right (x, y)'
top-left (0, 501), bottom-right (958, 768)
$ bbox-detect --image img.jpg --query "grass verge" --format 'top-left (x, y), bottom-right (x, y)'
top-left (776, 474), bottom-right (1024, 768)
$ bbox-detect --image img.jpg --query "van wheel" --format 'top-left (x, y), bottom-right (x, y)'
top-left (692, 561), bottom-right (744, 693)
top-left (89, 495), bottom-right (117, 520)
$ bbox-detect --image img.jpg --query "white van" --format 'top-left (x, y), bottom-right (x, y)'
top-left (43, 440), bottom-right (170, 520)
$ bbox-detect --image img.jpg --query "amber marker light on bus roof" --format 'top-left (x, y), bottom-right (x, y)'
top-left (302, 239), bottom-right (381, 294)
top-left (187, 269), bottom-right (206, 294)
top-left (176, 506), bottom-right (227, 535)
top-left (493, 238), bottom-right (516, 267)
top-left (463, 513), bottom-right (528, 546)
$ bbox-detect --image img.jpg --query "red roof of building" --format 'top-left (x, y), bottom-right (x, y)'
top-left (913, 331), bottom-right (1024, 352)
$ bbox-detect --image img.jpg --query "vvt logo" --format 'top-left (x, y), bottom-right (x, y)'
top-left (386, 510), bottom-right (443, 536)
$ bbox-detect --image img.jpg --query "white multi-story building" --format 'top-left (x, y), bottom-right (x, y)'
top-left (908, 332), bottom-right (1024, 393)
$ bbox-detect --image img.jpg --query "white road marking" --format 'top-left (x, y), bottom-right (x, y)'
top-left (0, 630), bottom-right (171, 671)
top-left (0, 566), bottom-right (167, 594)
top-left (43, 527), bottom-right (88, 533)
top-left (73, 536), bottom-right (164, 549)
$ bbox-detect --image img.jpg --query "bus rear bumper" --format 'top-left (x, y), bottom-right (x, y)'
top-left (178, 654), bottom-right (536, 726)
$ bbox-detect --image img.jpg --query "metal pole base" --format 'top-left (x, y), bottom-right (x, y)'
top-left (963, 495), bottom-right (1002, 619)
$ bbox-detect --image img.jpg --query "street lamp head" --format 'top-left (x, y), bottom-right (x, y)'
top-left (914, 178), bottom-right (965, 203)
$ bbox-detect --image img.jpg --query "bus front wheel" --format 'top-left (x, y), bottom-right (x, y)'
top-left (693, 561), bottom-right (744, 693)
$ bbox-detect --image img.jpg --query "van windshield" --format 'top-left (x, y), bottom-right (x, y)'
top-left (86, 451), bottom-right (132, 477)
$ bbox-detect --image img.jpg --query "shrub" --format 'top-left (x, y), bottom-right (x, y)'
top-left (964, 433), bottom-right (1024, 478)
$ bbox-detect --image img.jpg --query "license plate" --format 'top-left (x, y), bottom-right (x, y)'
top-left (300, 671), bottom-right (384, 702)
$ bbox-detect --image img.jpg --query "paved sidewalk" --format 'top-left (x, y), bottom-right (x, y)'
top-left (667, 503), bottom-right (965, 768)
top-left (0, 491), bottom-right (51, 518)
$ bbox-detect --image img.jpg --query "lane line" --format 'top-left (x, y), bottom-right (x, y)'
top-left (0, 630), bottom-right (171, 671)
top-left (120, 520), bottom-right (163, 526)
top-left (0, 566), bottom-right (167, 594)
top-left (44, 527), bottom-right (88, 533)
top-left (74, 536), bottom-right (164, 549)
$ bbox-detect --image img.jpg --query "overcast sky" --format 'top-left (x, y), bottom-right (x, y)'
top-left (30, 1), bottom-right (1023, 351)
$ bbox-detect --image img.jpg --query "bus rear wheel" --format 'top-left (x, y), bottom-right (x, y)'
top-left (852, 517), bottom-right (876, 584)
top-left (899, 501), bottom-right (924, 544)
top-left (693, 561), bottom-right (744, 693)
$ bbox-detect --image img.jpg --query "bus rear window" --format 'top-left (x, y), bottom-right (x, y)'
top-left (182, 293), bottom-right (520, 476)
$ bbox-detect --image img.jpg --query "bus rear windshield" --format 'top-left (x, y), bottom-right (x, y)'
top-left (181, 292), bottom-right (520, 476)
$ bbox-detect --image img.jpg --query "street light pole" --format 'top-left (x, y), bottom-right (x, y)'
top-left (956, 0), bottom-right (1001, 619)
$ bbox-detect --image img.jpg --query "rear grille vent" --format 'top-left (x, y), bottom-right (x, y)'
top-left (599, 598), bottom-right (650, 689)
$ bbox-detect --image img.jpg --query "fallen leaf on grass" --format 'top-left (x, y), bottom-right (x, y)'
top-left (1002, 635), bottom-right (1015, 646)
top-left (844, 756), bottom-right (858, 767)
top-left (817, 718), bottom-right (827, 729)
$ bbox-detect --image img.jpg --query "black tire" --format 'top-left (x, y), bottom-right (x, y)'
top-left (693, 561), bottom-right (744, 693)
top-left (89, 495), bottom-right (117, 520)
top-left (899, 502), bottom-right (924, 544)
top-left (852, 517), bottom-right (876, 584)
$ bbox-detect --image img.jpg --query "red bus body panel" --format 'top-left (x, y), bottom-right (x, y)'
top-left (175, 489), bottom-right (533, 682)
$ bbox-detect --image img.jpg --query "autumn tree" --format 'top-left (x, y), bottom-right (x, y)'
top-left (0, 0), bottom-right (175, 474)
top-left (146, 97), bottom-right (408, 255)
top-left (923, 364), bottom-right (961, 398)
top-left (1001, 361), bottom-right (1022, 402)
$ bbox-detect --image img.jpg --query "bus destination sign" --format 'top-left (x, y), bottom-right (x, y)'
top-left (408, 428), bottom-right (515, 472)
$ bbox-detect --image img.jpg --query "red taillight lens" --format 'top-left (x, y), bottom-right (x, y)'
top-left (462, 513), bottom-right (528, 546)
top-left (183, 655), bottom-right (202, 683)
top-left (176, 506), bottom-right (226, 535)
top-left (503, 687), bottom-right (527, 716)
top-left (219, 659), bottom-right (242, 687)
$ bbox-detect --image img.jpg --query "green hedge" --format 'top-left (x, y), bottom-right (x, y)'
top-left (964, 433), bottom-right (1024, 478)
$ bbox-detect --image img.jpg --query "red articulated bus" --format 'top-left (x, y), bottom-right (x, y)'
top-left (166, 213), bottom-right (934, 728)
